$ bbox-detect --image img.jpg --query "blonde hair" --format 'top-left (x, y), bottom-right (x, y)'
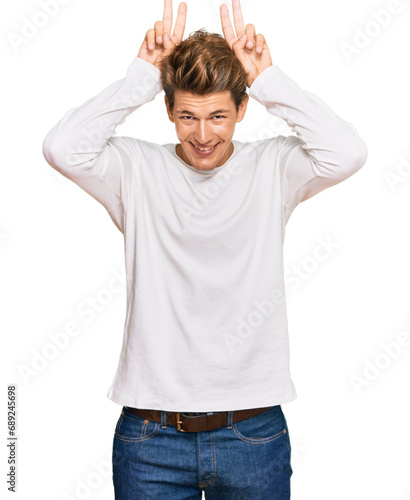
top-left (159, 28), bottom-right (248, 112)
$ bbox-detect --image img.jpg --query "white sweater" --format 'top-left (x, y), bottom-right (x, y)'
top-left (42, 56), bottom-right (368, 412)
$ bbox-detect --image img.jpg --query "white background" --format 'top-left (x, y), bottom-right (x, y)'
top-left (2, 0), bottom-right (410, 498)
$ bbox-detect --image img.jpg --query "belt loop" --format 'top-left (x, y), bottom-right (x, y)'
top-left (227, 410), bottom-right (233, 429)
top-left (161, 411), bottom-right (167, 429)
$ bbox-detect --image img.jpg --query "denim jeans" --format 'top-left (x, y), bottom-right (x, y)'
top-left (112, 404), bottom-right (292, 499)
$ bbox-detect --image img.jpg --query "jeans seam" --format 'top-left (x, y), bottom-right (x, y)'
top-left (114, 424), bottom-right (160, 442)
top-left (114, 417), bottom-right (160, 442)
top-left (197, 430), bottom-right (216, 488)
top-left (232, 426), bottom-right (287, 444)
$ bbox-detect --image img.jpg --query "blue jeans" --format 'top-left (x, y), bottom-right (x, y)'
top-left (112, 405), bottom-right (292, 499)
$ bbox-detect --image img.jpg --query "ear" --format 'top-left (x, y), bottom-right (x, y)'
top-left (235, 93), bottom-right (249, 123)
top-left (164, 95), bottom-right (175, 123)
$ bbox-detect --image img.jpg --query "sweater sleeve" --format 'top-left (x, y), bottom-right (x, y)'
top-left (248, 64), bottom-right (368, 221)
top-left (42, 56), bottom-right (163, 232)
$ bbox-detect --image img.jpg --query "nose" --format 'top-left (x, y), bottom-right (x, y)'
top-left (194, 120), bottom-right (213, 145)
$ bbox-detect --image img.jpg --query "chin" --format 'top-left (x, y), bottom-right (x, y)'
top-left (193, 163), bottom-right (218, 171)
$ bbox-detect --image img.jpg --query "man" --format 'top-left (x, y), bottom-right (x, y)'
top-left (42, 0), bottom-right (368, 498)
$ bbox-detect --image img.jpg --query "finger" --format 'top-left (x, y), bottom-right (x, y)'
top-left (172, 2), bottom-right (187, 43)
top-left (154, 20), bottom-right (164, 44)
top-left (162, 0), bottom-right (173, 37)
top-left (232, 32), bottom-right (247, 56)
top-left (255, 33), bottom-right (265, 54)
top-left (220, 4), bottom-right (236, 46)
top-left (146, 28), bottom-right (156, 50)
top-left (232, 0), bottom-right (245, 37)
top-left (245, 23), bottom-right (255, 49)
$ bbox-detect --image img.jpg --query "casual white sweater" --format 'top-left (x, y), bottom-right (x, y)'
top-left (42, 56), bottom-right (367, 412)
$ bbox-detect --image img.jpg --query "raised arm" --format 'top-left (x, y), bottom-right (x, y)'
top-left (42, 0), bottom-right (187, 232)
top-left (220, 0), bottom-right (368, 222)
top-left (249, 67), bottom-right (368, 220)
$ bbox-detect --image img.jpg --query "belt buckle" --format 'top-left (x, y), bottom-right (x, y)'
top-left (175, 413), bottom-right (186, 432)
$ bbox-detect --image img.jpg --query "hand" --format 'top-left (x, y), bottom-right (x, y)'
top-left (138, 0), bottom-right (187, 70)
top-left (220, 0), bottom-right (273, 87)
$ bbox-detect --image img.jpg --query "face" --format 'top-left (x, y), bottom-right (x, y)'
top-left (165, 90), bottom-right (248, 171)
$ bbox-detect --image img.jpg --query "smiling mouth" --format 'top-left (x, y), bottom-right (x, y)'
top-left (190, 142), bottom-right (220, 153)
top-left (191, 142), bottom-right (219, 150)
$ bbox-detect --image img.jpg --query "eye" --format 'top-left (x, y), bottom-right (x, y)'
top-left (179, 115), bottom-right (226, 121)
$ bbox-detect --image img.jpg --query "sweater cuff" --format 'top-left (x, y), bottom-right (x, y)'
top-left (127, 56), bottom-right (163, 96)
top-left (248, 64), bottom-right (282, 103)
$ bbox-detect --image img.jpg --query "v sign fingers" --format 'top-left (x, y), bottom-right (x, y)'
top-left (220, 0), bottom-right (273, 87)
top-left (138, 0), bottom-right (187, 70)
top-left (220, 0), bottom-right (246, 48)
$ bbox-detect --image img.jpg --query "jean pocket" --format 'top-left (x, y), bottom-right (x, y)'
top-left (232, 405), bottom-right (288, 444)
top-left (114, 407), bottom-right (160, 442)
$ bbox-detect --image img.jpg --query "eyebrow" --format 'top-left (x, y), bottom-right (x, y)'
top-left (176, 109), bottom-right (230, 115)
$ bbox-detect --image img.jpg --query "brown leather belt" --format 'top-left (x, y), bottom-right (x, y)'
top-left (124, 405), bottom-right (273, 433)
